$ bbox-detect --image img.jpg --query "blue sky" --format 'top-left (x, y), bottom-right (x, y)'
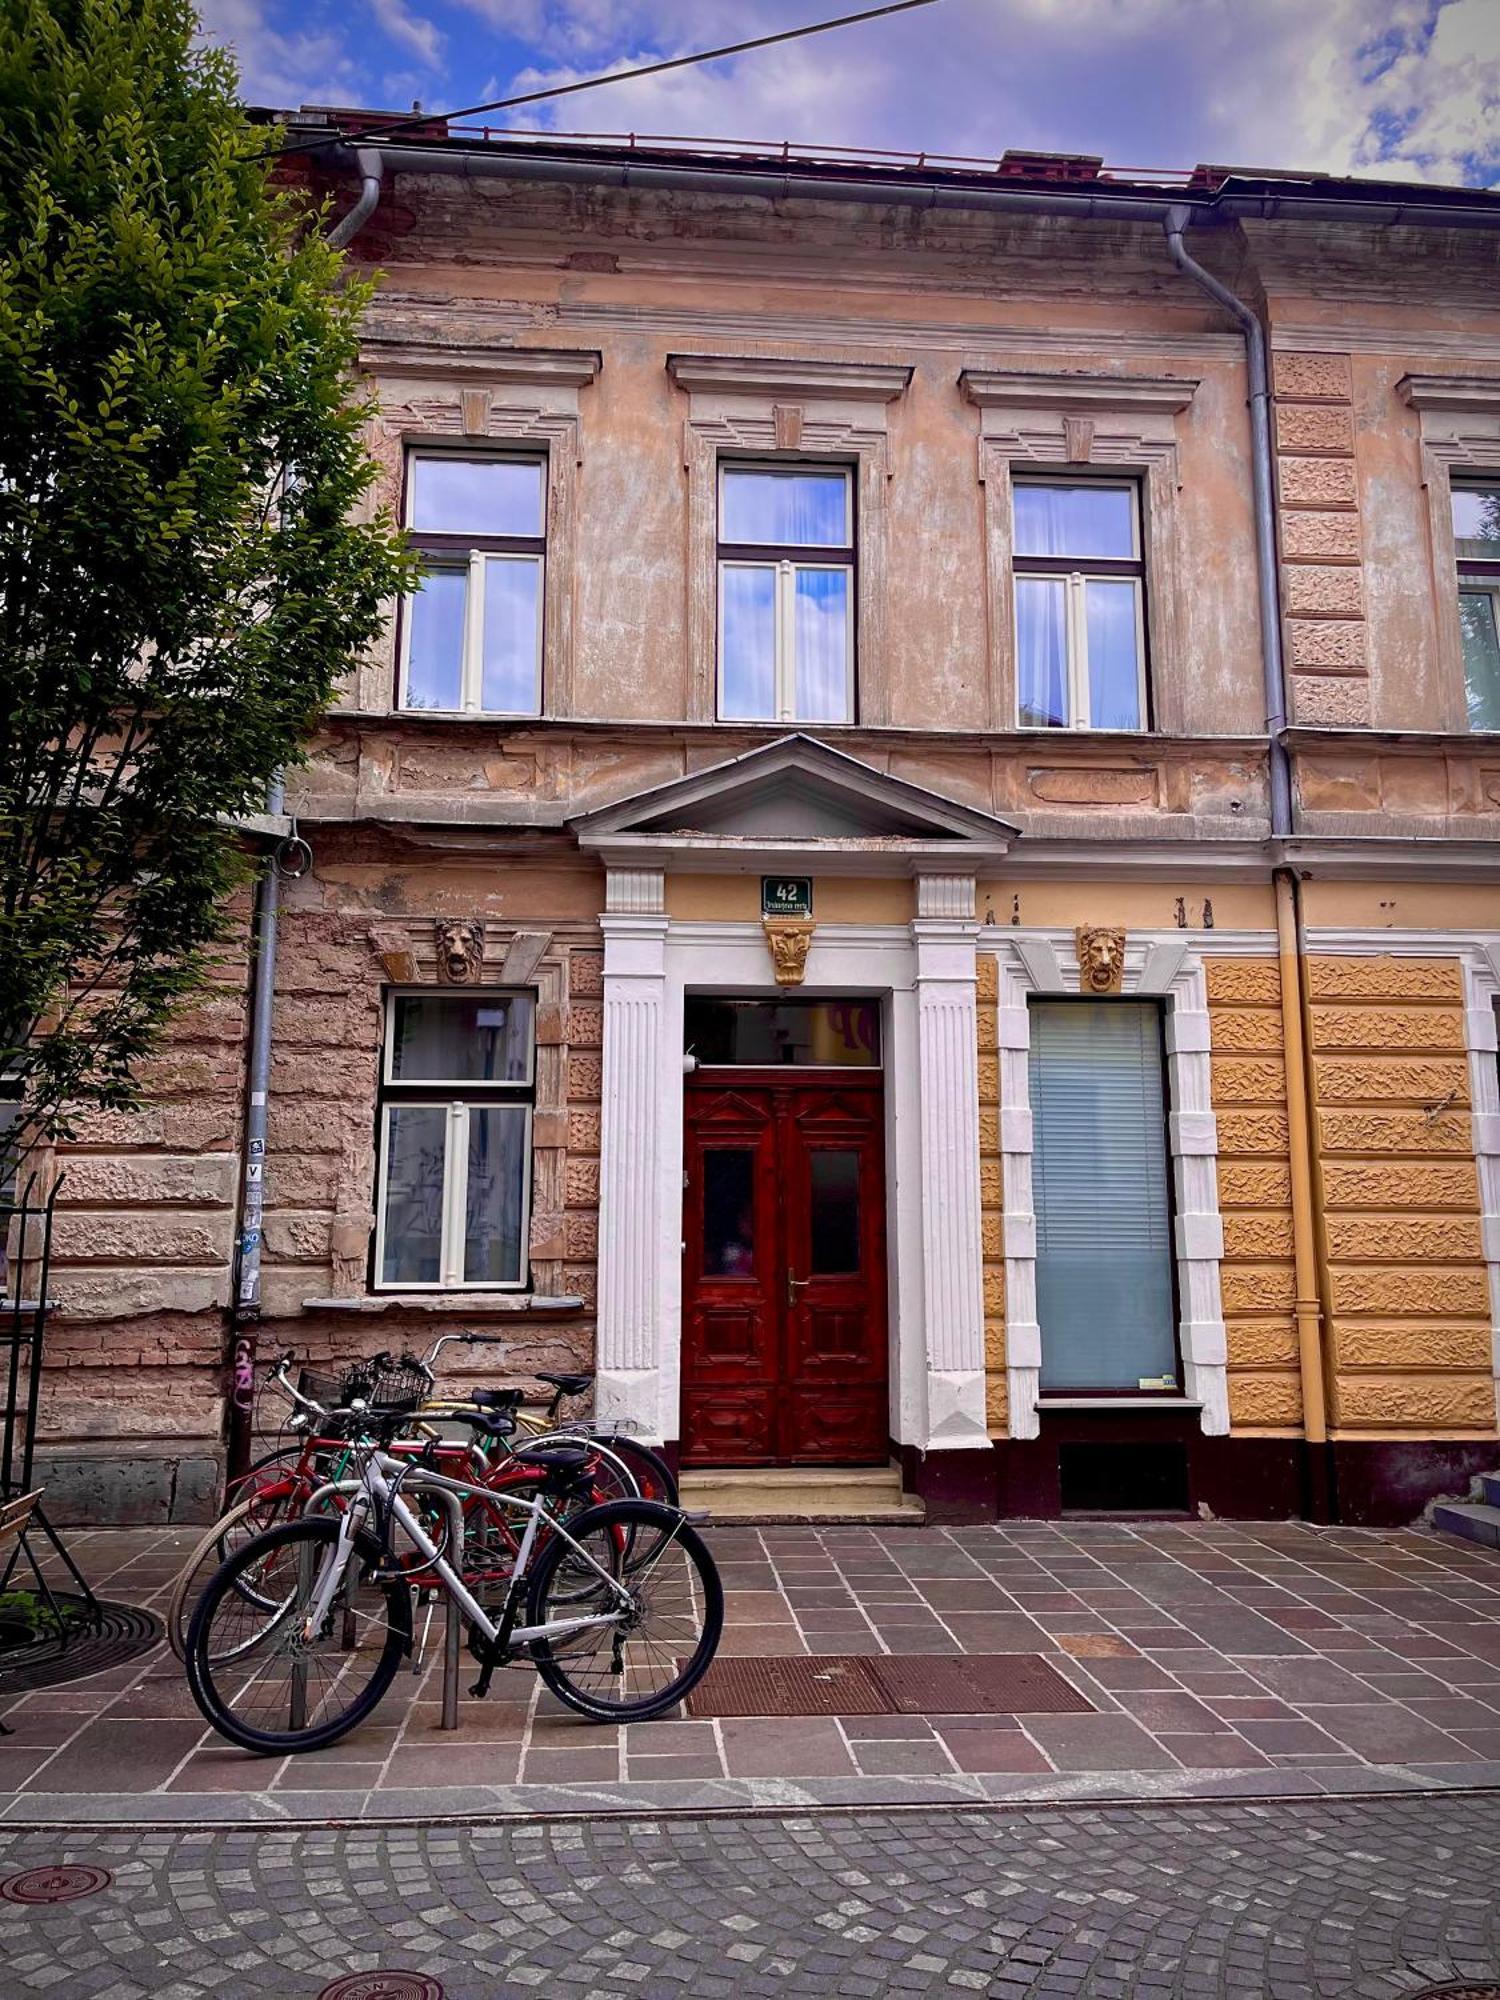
top-left (202, 0), bottom-right (1500, 187)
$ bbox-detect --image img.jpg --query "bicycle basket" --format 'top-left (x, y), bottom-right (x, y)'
top-left (359, 1360), bottom-right (428, 1415)
top-left (296, 1366), bottom-right (349, 1409)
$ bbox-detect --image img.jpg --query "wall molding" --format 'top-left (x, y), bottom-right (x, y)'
top-left (961, 369), bottom-right (1198, 415)
top-left (667, 354), bottom-right (912, 403)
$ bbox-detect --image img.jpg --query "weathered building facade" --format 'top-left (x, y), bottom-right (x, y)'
top-left (29, 120), bottom-right (1500, 1525)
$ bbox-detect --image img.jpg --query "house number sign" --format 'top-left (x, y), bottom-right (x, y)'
top-left (762, 876), bottom-right (813, 918)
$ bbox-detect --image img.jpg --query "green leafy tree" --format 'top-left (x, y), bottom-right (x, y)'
top-left (0, 0), bottom-right (412, 1184)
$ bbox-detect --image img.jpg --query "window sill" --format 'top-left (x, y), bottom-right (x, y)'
top-left (302, 1292), bottom-right (585, 1317)
top-left (1035, 1396), bottom-right (1202, 1411)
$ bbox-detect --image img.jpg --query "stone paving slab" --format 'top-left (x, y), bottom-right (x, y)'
top-left (8, 1518), bottom-right (1500, 1823)
top-left (1, 1794), bottom-right (1499, 1996)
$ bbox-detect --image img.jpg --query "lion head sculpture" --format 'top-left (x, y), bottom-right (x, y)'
top-left (435, 918), bottom-right (484, 985)
top-left (1075, 925), bottom-right (1126, 995)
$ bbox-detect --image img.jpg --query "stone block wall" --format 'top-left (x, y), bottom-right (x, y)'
top-left (1272, 350), bottom-right (1369, 729)
top-left (1307, 955), bottom-right (1494, 1433)
top-left (1205, 957), bottom-right (1303, 1432)
top-left (976, 952), bottom-right (1006, 1433)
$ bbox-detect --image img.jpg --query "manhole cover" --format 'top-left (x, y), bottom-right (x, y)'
top-left (316, 1977), bottom-right (444, 2000)
top-left (684, 1652), bottom-right (1096, 1719)
top-left (0, 1864), bottom-right (112, 1905)
top-left (872, 1653), bottom-right (1093, 1716)
top-left (0, 1599), bottom-right (162, 1693)
top-left (686, 1655), bottom-right (888, 1718)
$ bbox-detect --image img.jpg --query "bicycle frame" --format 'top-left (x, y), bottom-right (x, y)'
top-left (304, 1450), bottom-right (638, 1660)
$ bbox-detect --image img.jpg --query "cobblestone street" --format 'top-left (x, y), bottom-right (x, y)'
top-left (2, 1792), bottom-right (1499, 1998)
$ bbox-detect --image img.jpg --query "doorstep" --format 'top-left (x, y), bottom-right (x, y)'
top-left (677, 1464), bottom-right (926, 1523)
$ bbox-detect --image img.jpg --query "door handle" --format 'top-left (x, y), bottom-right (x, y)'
top-left (786, 1270), bottom-right (809, 1308)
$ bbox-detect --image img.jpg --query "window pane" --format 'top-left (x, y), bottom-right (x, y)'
top-left (410, 456), bottom-right (544, 537)
top-left (1085, 579), bottom-right (1142, 729)
top-left (809, 1149), bottom-right (860, 1274)
top-left (1015, 483), bottom-right (1135, 559)
top-left (703, 1149), bottom-right (756, 1276)
top-left (463, 1106), bottom-right (528, 1285)
top-left (1452, 485), bottom-right (1500, 562)
top-left (720, 563), bottom-right (777, 718)
top-left (1016, 576), bottom-right (1069, 726)
top-left (381, 1105), bottom-right (448, 1284)
top-left (392, 995), bottom-right (534, 1084)
top-left (1461, 591), bottom-right (1500, 730)
top-left (793, 566), bottom-right (851, 720)
top-left (722, 467), bottom-right (849, 547)
top-left (1029, 1001), bottom-right (1177, 1391)
top-left (684, 998), bottom-right (881, 1067)
top-left (404, 568), bottom-right (466, 710)
top-left (480, 556), bottom-right (541, 713)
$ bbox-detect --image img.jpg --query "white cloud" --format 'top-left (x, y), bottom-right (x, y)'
top-left (198, 0), bottom-right (363, 107)
top-left (371, 0), bottom-right (446, 68)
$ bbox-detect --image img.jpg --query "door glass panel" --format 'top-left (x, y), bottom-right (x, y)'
top-left (1029, 1001), bottom-right (1177, 1391)
top-left (809, 1149), bottom-right (860, 1274)
top-left (685, 998), bottom-right (880, 1066)
top-left (703, 1149), bottom-right (756, 1276)
top-left (463, 1105), bottom-right (528, 1285)
top-left (381, 1105), bottom-right (448, 1285)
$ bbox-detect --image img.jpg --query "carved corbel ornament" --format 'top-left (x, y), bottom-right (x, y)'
top-left (367, 923), bottom-right (418, 984)
top-left (763, 917), bottom-right (816, 988)
top-left (435, 918), bottom-right (485, 985)
top-left (1076, 925), bottom-right (1126, 995)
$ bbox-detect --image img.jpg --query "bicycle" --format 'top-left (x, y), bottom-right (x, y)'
top-left (183, 1398), bottom-right (722, 1753)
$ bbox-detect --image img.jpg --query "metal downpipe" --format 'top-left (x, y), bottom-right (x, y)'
top-left (326, 147), bottom-right (385, 249)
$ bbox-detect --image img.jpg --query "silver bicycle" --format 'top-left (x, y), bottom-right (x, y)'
top-left (183, 1402), bottom-right (722, 1753)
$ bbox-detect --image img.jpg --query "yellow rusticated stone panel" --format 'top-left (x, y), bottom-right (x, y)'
top-left (1217, 1109), bottom-right (1292, 1156)
top-left (1223, 1210), bottom-right (1296, 1260)
top-left (1318, 1108), bottom-right (1472, 1155)
top-left (1217, 1159), bottom-right (1294, 1208)
top-left (983, 1266), bottom-right (1006, 1316)
top-left (1329, 1320), bottom-right (1496, 1372)
top-left (1310, 1005), bottom-right (1466, 1053)
top-left (981, 1211), bottom-right (1004, 1259)
top-left (1324, 1213), bottom-right (1484, 1264)
top-left (1306, 956), bottom-right (1463, 1002)
top-left (986, 1374), bottom-right (1009, 1431)
top-left (1206, 959), bottom-right (1281, 1005)
top-left (1226, 1319), bottom-right (1300, 1368)
top-left (1221, 1263), bottom-right (1297, 1313)
top-left (976, 1003), bottom-right (998, 1045)
top-left (977, 1054), bottom-right (1000, 1106)
top-left (1313, 1055), bottom-right (1471, 1106)
top-left (979, 1159), bottom-right (1003, 1208)
top-left (1320, 1160), bottom-right (1479, 1211)
top-left (1330, 1266), bottom-right (1491, 1317)
top-left (984, 1317), bottom-right (1007, 1369)
top-left (979, 1107), bottom-right (1001, 1155)
top-left (1229, 1373), bottom-right (1305, 1428)
top-left (976, 954), bottom-right (999, 1003)
top-left (1209, 1009), bottom-right (1284, 1053)
top-left (1212, 1056), bottom-right (1288, 1104)
top-left (1333, 1373), bottom-right (1497, 1431)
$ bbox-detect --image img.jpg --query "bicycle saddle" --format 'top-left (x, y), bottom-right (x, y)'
top-left (465, 1387), bottom-right (527, 1411)
top-left (514, 1442), bottom-right (593, 1487)
top-left (536, 1371), bottom-right (593, 1397)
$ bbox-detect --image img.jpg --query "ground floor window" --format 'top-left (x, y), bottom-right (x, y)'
top-left (374, 992), bottom-right (534, 1290)
top-left (1028, 998), bottom-right (1178, 1393)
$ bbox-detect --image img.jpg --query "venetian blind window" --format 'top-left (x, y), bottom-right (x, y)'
top-left (375, 993), bottom-right (535, 1290)
top-left (1028, 1000), bottom-right (1178, 1392)
top-left (1013, 480), bottom-right (1146, 730)
top-left (401, 453), bottom-right (545, 715)
top-left (718, 464), bottom-right (854, 723)
top-left (1453, 481), bottom-right (1500, 730)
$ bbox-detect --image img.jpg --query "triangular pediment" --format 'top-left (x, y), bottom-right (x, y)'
top-left (571, 735), bottom-right (1017, 874)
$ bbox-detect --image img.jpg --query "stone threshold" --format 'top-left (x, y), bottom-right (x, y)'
top-left (7, 1762), bottom-right (1500, 1831)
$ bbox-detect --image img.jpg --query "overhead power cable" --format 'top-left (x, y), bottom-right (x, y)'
top-left (262, 0), bottom-right (940, 160)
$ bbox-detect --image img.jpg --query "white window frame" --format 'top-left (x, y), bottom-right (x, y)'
top-left (716, 461), bottom-right (856, 724)
top-left (1011, 476), bottom-right (1148, 732)
top-left (373, 990), bottom-right (535, 1293)
top-left (398, 449), bottom-right (547, 719)
top-left (1454, 477), bottom-right (1500, 731)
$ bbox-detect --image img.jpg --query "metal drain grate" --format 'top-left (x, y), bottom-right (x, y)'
top-left (685, 1653), bottom-right (1094, 1719)
top-left (1410, 1988), bottom-right (1500, 1999)
top-left (0, 1598), bottom-right (163, 1694)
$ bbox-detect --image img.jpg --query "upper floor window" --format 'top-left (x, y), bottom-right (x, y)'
top-left (718, 463), bottom-right (854, 723)
top-left (375, 992), bottom-right (534, 1291)
top-left (1013, 479), bottom-right (1146, 731)
top-left (1454, 480), bottom-right (1500, 730)
top-left (401, 451), bottom-right (545, 715)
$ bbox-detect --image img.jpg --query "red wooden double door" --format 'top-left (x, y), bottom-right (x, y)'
top-left (681, 1070), bottom-right (888, 1466)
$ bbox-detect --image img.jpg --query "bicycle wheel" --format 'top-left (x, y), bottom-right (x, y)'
top-left (593, 1437), bottom-right (678, 1573)
top-left (185, 1517), bottom-right (411, 1755)
top-left (527, 1499), bottom-right (722, 1723)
